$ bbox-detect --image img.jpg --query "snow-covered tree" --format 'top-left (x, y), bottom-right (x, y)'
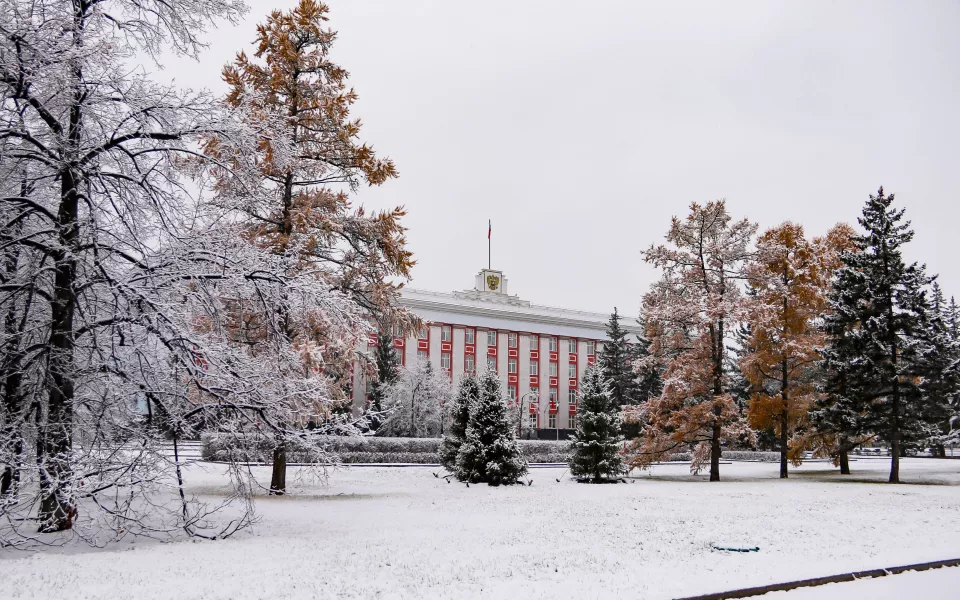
top-left (0, 0), bottom-right (266, 540)
top-left (367, 328), bottom-right (402, 433)
top-left (455, 370), bottom-right (528, 485)
top-left (922, 282), bottom-right (960, 457)
top-left (569, 366), bottom-right (623, 483)
top-left (203, 0), bottom-right (414, 494)
top-left (378, 362), bottom-right (454, 438)
top-left (814, 188), bottom-right (952, 483)
top-left (626, 201), bottom-right (757, 481)
top-left (740, 222), bottom-right (846, 478)
top-left (439, 373), bottom-right (479, 471)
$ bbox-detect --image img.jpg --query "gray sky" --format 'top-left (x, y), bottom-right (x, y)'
top-left (163, 1), bottom-right (960, 316)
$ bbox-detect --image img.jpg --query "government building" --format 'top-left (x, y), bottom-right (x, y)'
top-left (352, 267), bottom-right (642, 432)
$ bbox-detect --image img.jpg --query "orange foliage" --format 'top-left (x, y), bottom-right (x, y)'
top-left (741, 223), bottom-right (854, 467)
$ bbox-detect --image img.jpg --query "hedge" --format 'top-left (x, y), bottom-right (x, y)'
top-left (201, 434), bottom-right (782, 465)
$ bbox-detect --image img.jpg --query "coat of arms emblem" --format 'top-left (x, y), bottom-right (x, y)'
top-left (486, 274), bottom-right (500, 290)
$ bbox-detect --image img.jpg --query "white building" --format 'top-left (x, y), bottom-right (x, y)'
top-left (353, 267), bottom-right (643, 430)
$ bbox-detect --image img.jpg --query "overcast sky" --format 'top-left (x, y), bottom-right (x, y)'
top-left (161, 1), bottom-right (960, 316)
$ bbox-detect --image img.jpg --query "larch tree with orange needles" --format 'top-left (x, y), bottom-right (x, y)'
top-left (627, 201), bottom-right (757, 481)
top-left (741, 223), bottom-right (843, 479)
top-left (205, 0), bottom-right (415, 494)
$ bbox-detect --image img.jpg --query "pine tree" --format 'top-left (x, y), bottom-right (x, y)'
top-left (599, 308), bottom-right (641, 408)
top-left (368, 329), bottom-right (401, 432)
top-left (816, 188), bottom-right (950, 483)
top-left (568, 366), bottom-right (624, 483)
top-left (439, 374), bottom-right (479, 471)
top-left (455, 370), bottom-right (528, 486)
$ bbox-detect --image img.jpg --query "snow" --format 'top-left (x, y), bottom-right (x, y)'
top-left (3, 458), bottom-right (959, 599)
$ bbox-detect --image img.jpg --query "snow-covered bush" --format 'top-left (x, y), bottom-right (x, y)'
top-left (203, 434), bottom-right (573, 464)
top-left (378, 362), bottom-right (454, 438)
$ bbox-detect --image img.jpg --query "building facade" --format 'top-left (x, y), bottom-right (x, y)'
top-left (352, 268), bottom-right (643, 430)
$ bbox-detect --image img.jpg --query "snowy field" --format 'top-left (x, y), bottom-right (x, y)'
top-left (2, 458), bottom-right (960, 599)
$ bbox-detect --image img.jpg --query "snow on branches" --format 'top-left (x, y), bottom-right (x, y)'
top-left (626, 201), bottom-right (757, 480)
top-left (377, 362), bottom-right (454, 438)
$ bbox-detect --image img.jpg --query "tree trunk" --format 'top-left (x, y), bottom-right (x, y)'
top-left (270, 440), bottom-right (287, 495)
top-left (710, 424), bottom-right (721, 481)
top-left (779, 409), bottom-right (789, 479)
top-left (839, 440), bottom-right (851, 475)
top-left (889, 438), bottom-right (900, 483)
top-left (38, 163), bottom-right (82, 533)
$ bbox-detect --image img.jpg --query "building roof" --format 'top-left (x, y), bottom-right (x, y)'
top-left (399, 269), bottom-right (642, 340)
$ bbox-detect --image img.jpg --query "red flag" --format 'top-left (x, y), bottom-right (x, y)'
top-left (488, 219), bottom-right (491, 239)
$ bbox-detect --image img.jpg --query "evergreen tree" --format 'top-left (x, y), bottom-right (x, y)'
top-left (599, 308), bottom-right (641, 408)
top-left (946, 296), bottom-right (960, 342)
top-left (922, 282), bottom-right (960, 457)
top-left (569, 366), bottom-right (624, 482)
top-left (815, 188), bottom-right (950, 483)
top-left (439, 374), bottom-right (478, 471)
top-left (367, 329), bottom-right (401, 432)
top-left (455, 371), bottom-right (528, 486)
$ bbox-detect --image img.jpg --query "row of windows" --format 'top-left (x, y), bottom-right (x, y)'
top-left (528, 413), bottom-right (576, 429)
top-left (415, 351), bottom-right (583, 379)
top-left (421, 326), bottom-right (599, 355)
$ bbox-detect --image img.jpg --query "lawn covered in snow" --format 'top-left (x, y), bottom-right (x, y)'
top-left (2, 458), bottom-right (959, 599)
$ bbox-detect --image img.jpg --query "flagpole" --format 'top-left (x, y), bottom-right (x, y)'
top-left (488, 219), bottom-right (491, 269)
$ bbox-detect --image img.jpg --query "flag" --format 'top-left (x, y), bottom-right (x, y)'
top-left (488, 219), bottom-right (491, 239)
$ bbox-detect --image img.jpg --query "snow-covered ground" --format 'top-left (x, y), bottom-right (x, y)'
top-left (3, 458), bottom-right (959, 599)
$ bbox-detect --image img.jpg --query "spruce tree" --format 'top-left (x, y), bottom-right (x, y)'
top-left (368, 329), bottom-right (400, 432)
top-left (454, 370), bottom-right (528, 486)
top-left (568, 366), bottom-right (624, 482)
top-left (599, 308), bottom-right (641, 408)
top-left (922, 283), bottom-right (960, 457)
top-left (439, 374), bottom-right (478, 471)
top-left (815, 188), bottom-right (950, 482)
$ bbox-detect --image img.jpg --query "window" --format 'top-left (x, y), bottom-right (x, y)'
top-left (508, 358), bottom-right (517, 374)
top-left (487, 330), bottom-right (497, 346)
top-left (595, 342), bottom-right (602, 353)
top-left (418, 326), bottom-right (428, 339)
top-left (549, 337), bottom-right (558, 352)
top-left (529, 413), bottom-right (538, 430)
top-left (465, 329), bottom-right (475, 345)
top-left (549, 362), bottom-right (558, 377)
top-left (441, 325), bottom-right (451, 342)
top-left (568, 389), bottom-right (577, 404)
top-left (586, 341), bottom-right (596, 355)
top-left (568, 363), bottom-right (577, 378)
top-left (549, 388), bottom-right (558, 403)
top-left (487, 355), bottom-right (497, 372)
top-left (569, 413), bottom-right (577, 429)
top-left (529, 386), bottom-right (539, 400)
top-left (529, 335), bottom-right (538, 350)
top-left (508, 333), bottom-right (518, 348)
top-left (529, 360), bottom-right (538, 376)
top-left (508, 386), bottom-right (517, 401)
top-left (568, 339), bottom-right (577, 353)
top-left (441, 353), bottom-right (451, 370)
top-left (548, 413), bottom-right (557, 429)
top-left (465, 354), bottom-right (475, 373)
top-left (417, 350), bottom-right (428, 363)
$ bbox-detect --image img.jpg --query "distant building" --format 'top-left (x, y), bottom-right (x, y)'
top-left (352, 267), bottom-right (643, 430)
